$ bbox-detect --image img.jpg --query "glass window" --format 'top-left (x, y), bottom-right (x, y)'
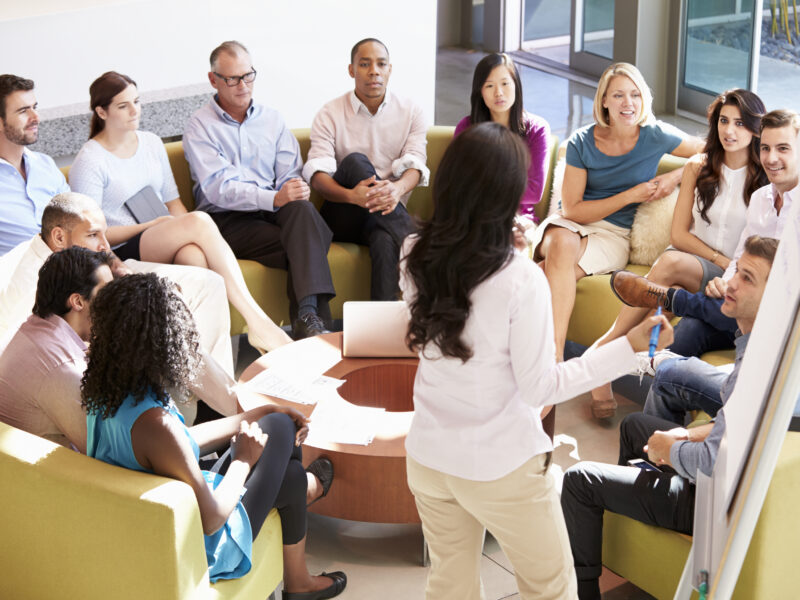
top-left (683, 0), bottom-right (753, 94)
top-left (756, 0), bottom-right (800, 109)
top-left (581, 0), bottom-right (615, 59)
top-left (522, 0), bottom-right (571, 64)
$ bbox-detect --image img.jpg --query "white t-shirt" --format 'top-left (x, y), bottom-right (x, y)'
top-left (399, 238), bottom-right (637, 481)
top-left (69, 130), bottom-right (179, 228)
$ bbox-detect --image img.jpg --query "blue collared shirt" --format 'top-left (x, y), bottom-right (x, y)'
top-left (0, 149), bottom-right (69, 255)
top-left (183, 97), bottom-right (304, 214)
top-left (670, 331), bottom-right (750, 482)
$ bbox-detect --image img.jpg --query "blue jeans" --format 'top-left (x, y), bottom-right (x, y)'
top-left (643, 357), bottom-right (729, 424)
top-left (670, 289), bottom-right (737, 357)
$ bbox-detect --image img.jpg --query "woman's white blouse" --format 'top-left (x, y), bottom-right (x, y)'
top-left (689, 163), bottom-right (748, 258)
top-left (69, 130), bottom-right (180, 228)
top-left (399, 239), bottom-right (637, 481)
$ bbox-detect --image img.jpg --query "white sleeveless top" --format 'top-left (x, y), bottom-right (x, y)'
top-left (689, 163), bottom-right (748, 258)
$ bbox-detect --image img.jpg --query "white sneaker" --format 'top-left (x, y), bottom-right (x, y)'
top-left (632, 351), bottom-right (656, 378)
top-left (631, 350), bottom-right (683, 381)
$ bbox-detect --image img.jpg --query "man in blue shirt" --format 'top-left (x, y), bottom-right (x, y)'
top-left (0, 74), bottom-right (70, 255)
top-left (560, 235), bottom-right (778, 600)
top-left (183, 41), bottom-right (335, 340)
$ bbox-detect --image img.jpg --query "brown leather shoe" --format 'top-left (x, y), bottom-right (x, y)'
top-left (610, 270), bottom-right (672, 310)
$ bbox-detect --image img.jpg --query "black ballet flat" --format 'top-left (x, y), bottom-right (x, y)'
top-left (282, 571), bottom-right (347, 600)
top-left (306, 457), bottom-right (334, 507)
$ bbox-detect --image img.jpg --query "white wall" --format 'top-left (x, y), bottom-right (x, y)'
top-left (0, 0), bottom-right (437, 128)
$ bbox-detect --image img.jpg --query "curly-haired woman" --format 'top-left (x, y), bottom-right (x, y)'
top-left (82, 273), bottom-right (346, 599)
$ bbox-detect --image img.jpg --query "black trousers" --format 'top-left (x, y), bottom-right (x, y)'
top-left (320, 152), bottom-right (416, 300)
top-left (560, 413), bottom-right (696, 599)
top-left (215, 412), bottom-right (307, 544)
top-left (208, 201), bottom-right (335, 321)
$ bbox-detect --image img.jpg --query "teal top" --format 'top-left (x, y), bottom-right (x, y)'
top-left (565, 121), bottom-right (683, 228)
top-left (86, 392), bottom-right (253, 582)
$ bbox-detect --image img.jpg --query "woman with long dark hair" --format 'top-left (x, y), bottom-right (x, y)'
top-left (588, 88), bottom-right (766, 412)
top-left (400, 122), bottom-right (671, 600)
top-left (82, 273), bottom-right (346, 600)
top-left (454, 53), bottom-right (550, 225)
top-left (68, 71), bottom-right (291, 353)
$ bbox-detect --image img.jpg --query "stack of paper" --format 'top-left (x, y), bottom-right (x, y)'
top-left (238, 370), bottom-right (344, 405)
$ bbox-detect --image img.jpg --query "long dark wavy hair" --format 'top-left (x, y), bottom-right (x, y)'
top-left (695, 89), bottom-right (767, 225)
top-left (469, 53), bottom-right (528, 138)
top-left (89, 71), bottom-right (137, 139)
top-left (404, 122), bottom-right (529, 362)
top-left (81, 273), bottom-right (202, 419)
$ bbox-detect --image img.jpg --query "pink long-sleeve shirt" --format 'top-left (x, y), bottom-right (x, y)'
top-left (454, 113), bottom-right (550, 222)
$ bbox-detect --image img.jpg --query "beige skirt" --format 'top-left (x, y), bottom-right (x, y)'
top-left (531, 213), bottom-right (631, 276)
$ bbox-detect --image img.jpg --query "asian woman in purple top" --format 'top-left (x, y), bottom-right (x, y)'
top-left (453, 53), bottom-right (550, 229)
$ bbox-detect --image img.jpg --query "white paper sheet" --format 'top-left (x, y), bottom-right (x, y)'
top-left (238, 370), bottom-right (344, 405)
top-left (304, 396), bottom-right (385, 446)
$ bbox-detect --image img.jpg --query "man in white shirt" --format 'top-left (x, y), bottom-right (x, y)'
top-left (304, 38), bottom-right (429, 300)
top-left (610, 109), bottom-right (799, 357)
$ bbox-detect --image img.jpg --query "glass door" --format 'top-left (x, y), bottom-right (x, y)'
top-left (521, 0), bottom-right (614, 77)
top-left (678, 0), bottom-right (760, 113)
top-left (570, 0), bottom-right (615, 76)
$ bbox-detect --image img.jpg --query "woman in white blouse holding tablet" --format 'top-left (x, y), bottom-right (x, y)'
top-left (69, 71), bottom-right (291, 352)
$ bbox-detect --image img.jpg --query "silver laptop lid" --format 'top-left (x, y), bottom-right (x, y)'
top-left (342, 301), bottom-right (416, 358)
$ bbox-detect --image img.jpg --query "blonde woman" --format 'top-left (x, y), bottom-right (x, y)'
top-left (532, 62), bottom-right (702, 418)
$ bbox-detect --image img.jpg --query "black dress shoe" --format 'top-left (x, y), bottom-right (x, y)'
top-left (292, 313), bottom-right (331, 339)
top-left (306, 457), bottom-right (334, 506)
top-left (282, 571), bottom-right (347, 600)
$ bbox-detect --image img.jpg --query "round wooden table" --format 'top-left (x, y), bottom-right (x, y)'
top-left (240, 332), bottom-right (421, 524)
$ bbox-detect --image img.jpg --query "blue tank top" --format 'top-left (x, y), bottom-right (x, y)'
top-left (86, 392), bottom-right (253, 582)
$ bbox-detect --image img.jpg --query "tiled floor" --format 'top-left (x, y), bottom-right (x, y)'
top-left (243, 46), bottom-right (709, 599)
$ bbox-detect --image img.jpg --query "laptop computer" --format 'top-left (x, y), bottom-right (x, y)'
top-left (342, 301), bottom-right (417, 358)
top-left (124, 186), bottom-right (170, 224)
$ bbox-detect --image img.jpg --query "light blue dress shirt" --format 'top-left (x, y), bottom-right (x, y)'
top-left (0, 149), bottom-right (69, 255)
top-left (183, 97), bottom-right (304, 214)
top-left (670, 332), bottom-right (750, 482)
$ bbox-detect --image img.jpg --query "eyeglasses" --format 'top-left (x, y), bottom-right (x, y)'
top-left (213, 69), bottom-right (257, 87)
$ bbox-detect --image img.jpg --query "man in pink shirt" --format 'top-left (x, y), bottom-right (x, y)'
top-left (304, 38), bottom-right (429, 300)
top-left (0, 247), bottom-right (113, 451)
top-left (0, 193), bottom-right (241, 427)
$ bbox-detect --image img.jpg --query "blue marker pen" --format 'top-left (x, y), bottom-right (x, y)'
top-left (648, 306), bottom-right (663, 358)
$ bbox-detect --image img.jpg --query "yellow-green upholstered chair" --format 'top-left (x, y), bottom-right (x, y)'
top-left (602, 431), bottom-right (800, 599)
top-left (0, 421), bottom-right (283, 600)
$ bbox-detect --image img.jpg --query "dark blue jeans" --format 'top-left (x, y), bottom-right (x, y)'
top-left (643, 356), bottom-right (728, 423)
top-left (320, 152), bottom-right (416, 300)
top-left (670, 289), bottom-right (737, 357)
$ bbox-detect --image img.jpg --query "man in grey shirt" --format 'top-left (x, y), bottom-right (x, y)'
top-left (561, 235), bottom-right (778, 600)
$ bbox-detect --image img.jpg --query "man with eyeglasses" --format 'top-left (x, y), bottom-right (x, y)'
top-left (183, 41), bottom-right (336, 339)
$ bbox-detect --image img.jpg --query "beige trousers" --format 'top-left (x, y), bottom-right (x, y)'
top-left (407, 454), bottom-right (577, 600)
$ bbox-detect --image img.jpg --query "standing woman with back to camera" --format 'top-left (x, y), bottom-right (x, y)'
top-left (400, 121), bottom-right (672, 600)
